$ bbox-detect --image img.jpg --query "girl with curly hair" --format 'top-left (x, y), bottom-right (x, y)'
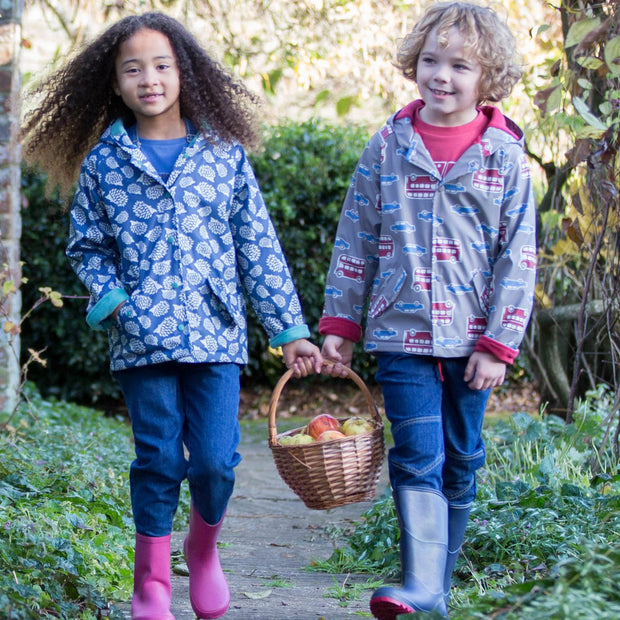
top-left (21, 12), bottom-right (322, 619)
top-left (320, 3), bottom-right (536, 618)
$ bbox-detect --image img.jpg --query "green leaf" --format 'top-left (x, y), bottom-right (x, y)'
top-left (604, 36), bottom-right (620, 76)
top-left (2, 279), bottom-right (16, 295)
top-left (572, 96), bottom-right (608, 131)
top-left (261, 68), bottom-right (284, 95)
top-left (496, 480), bottom-right (530, 501)
top-left (336, 95), bottom-right (358, 116)
top-left (576, 56), bottom-right (604, 70)
top-left (314, 89), bottom-right (331, 105)
top-left (565, 17), bottom-right (601, 49)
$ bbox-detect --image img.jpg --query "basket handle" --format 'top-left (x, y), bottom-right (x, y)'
top-left (267, 360), bottom-right (381, 446)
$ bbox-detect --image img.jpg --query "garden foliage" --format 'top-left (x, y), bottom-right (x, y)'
top-left (0, 385), bottom-right (134, 619)
top-left (314, 386), bottom-right (620, 619)
top-left (19, 120), bottom-right (369, 404)
top-left (1, 385), bottom-right (618, 617)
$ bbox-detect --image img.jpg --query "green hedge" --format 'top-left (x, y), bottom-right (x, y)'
top-left (20, 169), bottom-right (113, 405)
top-left (248, 120), bottom-right (372, 383)
top-left (19, 120), bottom-right (372, 404)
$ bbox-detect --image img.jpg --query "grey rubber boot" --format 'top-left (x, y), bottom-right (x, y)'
top-left (369, 488), bottom-right (448, 619)
top-left (443, 504), bottom-right (471, 606)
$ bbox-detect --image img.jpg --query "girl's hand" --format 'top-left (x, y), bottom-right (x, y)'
top-left (111, 301), bottom-right (127, 320)
top-left (464, 351), bottom-right (506, 391)
top-left (321, 335), bottom-right (354, 378)
top-left (282, 339), bottom-right (323, 378)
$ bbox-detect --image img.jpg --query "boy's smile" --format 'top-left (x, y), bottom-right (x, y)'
top-left (416, 26), bottom-right (482, 127)
top-left (114, 28), bottom-right (185, 139)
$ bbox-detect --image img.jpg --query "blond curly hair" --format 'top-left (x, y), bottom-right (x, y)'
top-left (396, 2), bottom-right (522, 104)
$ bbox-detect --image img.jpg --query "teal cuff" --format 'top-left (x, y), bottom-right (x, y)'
top-left (269, 324), bottom-right (310, 348)
top-left (86, 289), bottom-right (130, 330)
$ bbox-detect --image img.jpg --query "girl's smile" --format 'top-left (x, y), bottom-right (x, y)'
top-left (416, 26), bottom-right (482, 127)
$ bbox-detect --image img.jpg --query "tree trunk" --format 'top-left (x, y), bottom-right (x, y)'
top-left (0, 0), bottom-right (23, 415)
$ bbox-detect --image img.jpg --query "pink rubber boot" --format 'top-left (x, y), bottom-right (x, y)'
top-left (132, 533), bottom-right (175, 620)
top-left (183, 505), bottom-right (230, 619)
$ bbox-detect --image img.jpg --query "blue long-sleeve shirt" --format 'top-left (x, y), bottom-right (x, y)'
top-left (67, 119), bottom-right (309, 371)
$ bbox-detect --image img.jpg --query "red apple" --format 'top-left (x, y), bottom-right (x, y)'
top-left (316, 430), bottom-right (346, 442)
top-left (306, 414), bottom-right (342, 439)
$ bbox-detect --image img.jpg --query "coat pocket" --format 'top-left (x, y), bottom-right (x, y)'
top-left (367, 267), bottom-right (408, 319)
top-left (204, 273), bottom-right (245, 328)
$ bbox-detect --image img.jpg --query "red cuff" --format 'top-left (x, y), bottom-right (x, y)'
top-left (474, 335), bottom-right (519, 364)
top-left (318, 316), bottom-right (362, 343)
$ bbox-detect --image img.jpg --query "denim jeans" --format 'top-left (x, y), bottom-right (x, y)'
top-left (115, 362), bottom-right (242, 537)
top-left (375, 353), bottom-right (489, 507)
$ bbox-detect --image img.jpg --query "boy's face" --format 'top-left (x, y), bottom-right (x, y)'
top-left (416, 26), bottom-right (482, 127)
top-left (113, 28), bottom-right (183, 138)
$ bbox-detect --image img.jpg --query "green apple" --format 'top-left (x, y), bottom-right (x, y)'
top-left (342, 416), bottom-right (374, 436)
top-left (279, 432), bottom-right (315, 446)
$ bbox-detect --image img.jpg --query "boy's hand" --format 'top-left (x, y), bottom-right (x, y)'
top-left (321, 335), bottom-right (354, 378)
top-left (282, 339), bottom-right (323, 377)
top-left (464, 351), bottom-right (506, 391)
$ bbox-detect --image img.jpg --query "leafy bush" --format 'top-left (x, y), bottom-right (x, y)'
top-left (19, 120), bottom-right (371, 404)
top-left (0, 385), bottom-right (134, 618)
top-left (249, 119), bottom-right (371, 383)
top-left (313, 386), bottom-right (620, 618)
top-left (20, 169), bottom-right (115, 405)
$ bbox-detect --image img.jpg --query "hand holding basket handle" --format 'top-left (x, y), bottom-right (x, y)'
top-left (268, 361), bottom-right (385, 510)
top-left (281, 339), bottom-right (323, 378)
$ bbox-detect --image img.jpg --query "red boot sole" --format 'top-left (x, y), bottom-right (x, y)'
top-left (370, 596), bottom-right (415, 620)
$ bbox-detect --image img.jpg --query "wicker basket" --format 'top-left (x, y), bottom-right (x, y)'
top-left (268, 363), bottom-right (385, 510)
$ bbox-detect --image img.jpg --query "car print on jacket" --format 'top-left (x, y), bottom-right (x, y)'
top-left (321, 101), bottom-right (536, 360)
top-left (406, 174), bottom-right (438, 199)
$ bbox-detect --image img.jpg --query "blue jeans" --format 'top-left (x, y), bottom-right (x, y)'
top-left (375, 354), bottom-right (489, 507)
top-left (115, 362), bottom-right (242, 537)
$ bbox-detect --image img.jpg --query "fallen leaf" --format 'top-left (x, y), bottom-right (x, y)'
top-left (243, 589), bottom-right (272, 599)
top-left (172, 564), bottom-right (189, 576)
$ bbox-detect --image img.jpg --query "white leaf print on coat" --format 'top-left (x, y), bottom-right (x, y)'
top-left (196, 181), bottom-right (216, 200)
top-left (266, 255), bottom-right (285, 273)
top-left (68, 123), bottom-right (308, 371)
top-left (155, 317), bottom-right (178, 337)
top-left (181, 213), bottom-right (202, 233)
top-left (133, 202), bottom-right (157, 219)
top-left (107, 187), bottom-right (129, 205)
top-left (105, 171), bottom-right (124, 187)
top-left (151, 301), bottom-right (170, 317)
top-left (130, 221), bottom-right (148, 236)
top-left (135, 294), bottom-right (153, 310)
top-left (184, 191), bottom-right (200, 209)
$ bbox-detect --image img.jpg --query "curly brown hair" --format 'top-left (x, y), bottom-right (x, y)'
top-left (396, 2), bottom-right (522, 105)
top-left (20, 11), bottom-right (261, 196)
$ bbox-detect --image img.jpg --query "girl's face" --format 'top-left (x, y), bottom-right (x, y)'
top-left (114, 28), bottom-right (183, 138)
top-left (416, 26), bottom-right (482, 127)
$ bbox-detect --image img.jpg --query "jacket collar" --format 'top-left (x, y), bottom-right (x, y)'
top-left (391, 99), bottom-right (523, 149)
top-left (106, 118), bottom-right (202, 149)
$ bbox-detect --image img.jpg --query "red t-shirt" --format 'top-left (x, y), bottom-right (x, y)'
top-left (396, 104), bottom-right (489, 177)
